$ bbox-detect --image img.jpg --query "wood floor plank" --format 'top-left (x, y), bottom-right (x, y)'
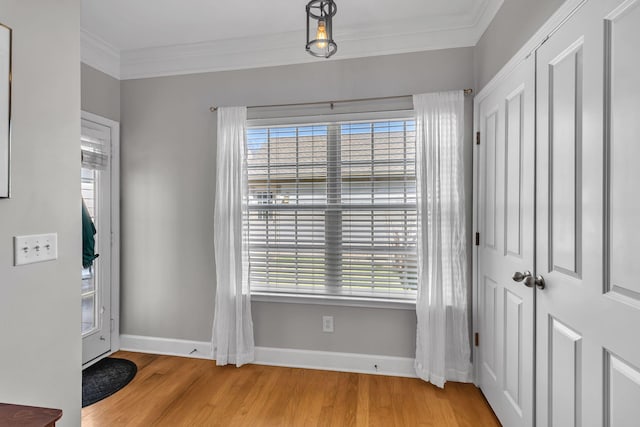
top-left (82, 351), bottom-right (500, 426)
top-left (355, 375), bottom-right (370, 427)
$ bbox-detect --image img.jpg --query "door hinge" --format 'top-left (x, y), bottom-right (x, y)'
top-left (475, 332), bottom-right (479, 347)
top-left (475, 232), bottom-right (480, 246)
top-left (476, 131), bottom-right (480, 145)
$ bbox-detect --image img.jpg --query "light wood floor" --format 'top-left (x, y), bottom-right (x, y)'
top-left (82, 351), bottom-right (500, 426)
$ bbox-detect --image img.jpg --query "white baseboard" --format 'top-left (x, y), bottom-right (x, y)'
top-left (120, 334), bottom-right (213, 360)
top-left (254, 346), bottom-right (417, 378)
top-left (119, 334), bottom-right (416, 378)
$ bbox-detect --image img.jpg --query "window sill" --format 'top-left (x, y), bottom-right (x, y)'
top-left (251, 292), bottom-right (416, 310)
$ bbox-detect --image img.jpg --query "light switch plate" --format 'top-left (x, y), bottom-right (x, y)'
top-left (14, 233), bottom-right (58, 266)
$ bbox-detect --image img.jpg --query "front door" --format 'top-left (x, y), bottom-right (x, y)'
top-left (536, 0), bottom-right (640, 424)
top-left (476, 54), bottom-right (536, 427)
top-left (81, 116), bottom-right (113, 365)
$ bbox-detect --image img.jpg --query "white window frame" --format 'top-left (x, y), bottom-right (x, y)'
top-left (246, 110), bottom-right (418, 307)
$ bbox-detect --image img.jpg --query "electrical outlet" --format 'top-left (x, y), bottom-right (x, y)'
top-left (14, 233), bottom-right (58, 266)
top-left (322, 315), bottom-right (334, 333)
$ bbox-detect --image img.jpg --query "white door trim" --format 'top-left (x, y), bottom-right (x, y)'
top-left (81, 110), bottom-right (120, 361)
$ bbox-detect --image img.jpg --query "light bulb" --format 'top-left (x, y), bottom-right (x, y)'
top-left (316, 19), bottom-right (328, 49)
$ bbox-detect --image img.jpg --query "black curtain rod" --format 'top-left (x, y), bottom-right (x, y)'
top-left (209, 89), bottom-right (473, 112)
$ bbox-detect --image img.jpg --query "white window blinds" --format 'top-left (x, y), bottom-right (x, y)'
top-left (246, 117), bottom-right (417, 300)
top-left (81, 123), bottom-right (110, 219)
top-left (81, 127), bottom-right (109, 171)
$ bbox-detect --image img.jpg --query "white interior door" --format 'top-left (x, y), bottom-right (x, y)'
top-left (536, 0), bottom-right (640, 424)
top-left (476, 54), bottom-right (536, 427)
top-left (81, 117), bottom-right (113, 365)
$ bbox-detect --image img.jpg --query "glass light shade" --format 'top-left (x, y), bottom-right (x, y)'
top-left (306, 0), bottom-right (337, 58)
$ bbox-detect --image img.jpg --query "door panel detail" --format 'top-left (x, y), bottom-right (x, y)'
top-left (549, 40), bottom-right (583, 278)
top-left (605, 0), bottom-right (640, 302)
top-left (484, 276), bottom-right (498, 380)
top-left (504, 289), bottom-right (523, 412)
top-left (505, 90), bottom-right (524, 259)
top-left (485, 111), bottom-right (499, 251)
top-left (606, 351), bottom-right (640, 426)
top-left (549, 317), bottom-right (582, 427)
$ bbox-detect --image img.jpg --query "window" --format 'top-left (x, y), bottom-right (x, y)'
top-left (246, 116), bottom-right (417, 301)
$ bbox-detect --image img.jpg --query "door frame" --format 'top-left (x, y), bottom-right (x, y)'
top-left (81, 110), bottom-right (120, 366)
top-left (471, 93), bottom-right (481, 386)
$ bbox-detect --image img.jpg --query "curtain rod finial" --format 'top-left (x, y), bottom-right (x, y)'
top-left (210, 106), bottom-right (217, 112)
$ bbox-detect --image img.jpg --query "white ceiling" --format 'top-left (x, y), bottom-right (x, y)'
top-left (80, 0), bottom-right (503, 80)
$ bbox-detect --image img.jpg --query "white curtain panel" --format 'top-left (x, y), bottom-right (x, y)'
top-left (212, 106), bottom-right (255, 367)
top-left (413, 91), bottom-right (472, 387)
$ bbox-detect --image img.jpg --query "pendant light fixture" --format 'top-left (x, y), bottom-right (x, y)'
top-left (306, 0), bottom-right (337, 58)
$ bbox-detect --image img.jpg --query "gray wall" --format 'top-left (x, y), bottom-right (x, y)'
top-left (81, 63), bottom-right (120, 121)
top-left (120, 47), bottom-right (475, 357)
top-left (0, 1), bottom-right (81, 425)
top-left (254, 303), bottom-right (417, 357)
top-left (474, 0), bottom-right (566, 90)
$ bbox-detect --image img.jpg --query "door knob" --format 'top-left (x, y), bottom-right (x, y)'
top-left (533, 274), bottom-right (546, 290)
top-left (512, 270), bottom-right (533, 287)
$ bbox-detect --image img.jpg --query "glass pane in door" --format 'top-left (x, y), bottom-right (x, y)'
top-left (81, 292), bottom-right (95, 334)
top-left (81, 167), bottom-right (98, 335)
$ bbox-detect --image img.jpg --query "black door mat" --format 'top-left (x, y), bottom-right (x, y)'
top-left (82, 357), bottom-right (137, 408)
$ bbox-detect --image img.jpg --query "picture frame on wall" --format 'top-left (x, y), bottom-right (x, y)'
top-left (0, 23), bottom-right (11, 198)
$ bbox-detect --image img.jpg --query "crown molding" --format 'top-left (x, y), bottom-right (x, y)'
top-left (81, 29), bottom-right (121, 79)
top-left (471, 0), bottom-right (505, 40)
top-left (81, 0), bottom-right (502, 81)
